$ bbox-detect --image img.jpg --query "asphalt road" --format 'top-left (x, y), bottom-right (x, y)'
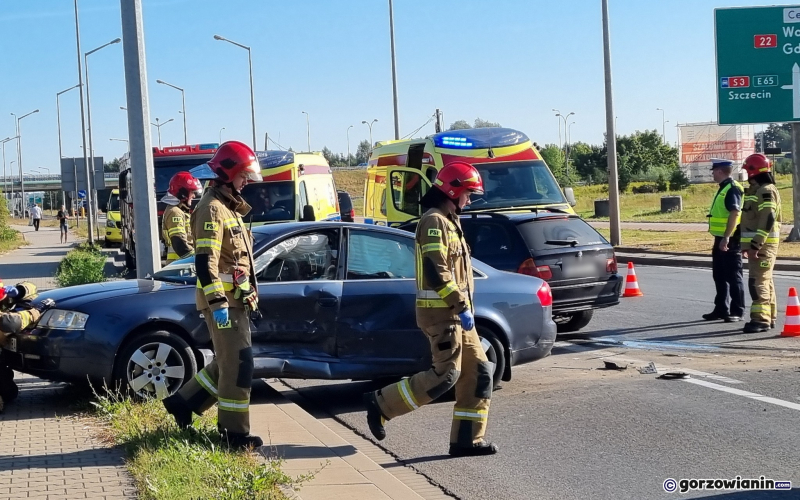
top-left (282, 266), bottom-right (800, 500)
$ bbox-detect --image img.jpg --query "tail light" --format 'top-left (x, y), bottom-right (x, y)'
top-left (349, 209), bottom-right (355, 219)
top-left (518, 258), bottom-right (552, 280)
top-left (537, 281), bottom-right (553, 307)
top-left (606, 256), bottom-right (618, 274)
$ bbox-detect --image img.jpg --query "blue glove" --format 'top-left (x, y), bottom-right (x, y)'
top-left (212, 308), bottom-right (229, 327)
top-left (4, 286), bottom-right (19, 299)
top-left (458, 309), bottom-right (475, 331)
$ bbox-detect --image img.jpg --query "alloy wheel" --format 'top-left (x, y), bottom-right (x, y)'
top-left (126, 342), bottom-right (186, 399)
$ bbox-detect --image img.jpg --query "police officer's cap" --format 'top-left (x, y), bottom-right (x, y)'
top-left (710, 158), bottom-right (733, 170)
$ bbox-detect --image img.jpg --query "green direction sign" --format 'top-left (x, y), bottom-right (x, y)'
top-left (716, 6), bottom-right (800, 124)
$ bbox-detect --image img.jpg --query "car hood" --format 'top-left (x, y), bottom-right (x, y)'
top-left (107, 211), bottom-right (121, 222)
top-left (38, 279), bottom-right (189, 310)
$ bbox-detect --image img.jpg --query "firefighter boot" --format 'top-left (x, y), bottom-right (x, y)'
top-left (743, 321), bottom-right (770, 334)
top-left (0, 366), bottom-right (18, 406)
top-left (162, 394), bottom-right (193, 429)
top-left (449, 440), bottom-right (499, 457)
top-left (363, 391), bottom-right (387, 441)
top-left (223, 431), bottom-right (263, 450)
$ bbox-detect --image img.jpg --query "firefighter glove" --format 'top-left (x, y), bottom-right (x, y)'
top-left (243, 288), bottom-right (258, 313)
top-left (458, 309), bottom-right (475, 331)
top-left (4, 286), bottom-right (18, 299)
top-left (34, 298), bottom-right (55, 312)
top-left (212, 307), bottom-right (229, 327)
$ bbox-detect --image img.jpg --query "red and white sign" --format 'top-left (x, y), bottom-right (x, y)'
top-left (678, 123), bottom-right (756, 183)
top-left (754, 34), bottom-right (777, 48)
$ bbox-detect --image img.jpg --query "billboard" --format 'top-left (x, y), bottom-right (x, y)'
top-left (678, 122), bottom-right (755, 183)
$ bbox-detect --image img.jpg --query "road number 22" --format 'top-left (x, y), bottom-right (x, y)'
top-left (754, 34), bottom-right (777, 48)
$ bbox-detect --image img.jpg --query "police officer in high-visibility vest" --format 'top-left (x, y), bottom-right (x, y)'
top-left (0, 281), bottom-right (54, 412)
top-left (161, 172), bottom-right (203, 264)
top-left (363, 161), bottom-right (498, 457)
top-left (703, 159), bottom-right (745, 323)
top-left (740, 153), bottom-right (782, 333)
top-left (163, 141), bottom-right (263, 449)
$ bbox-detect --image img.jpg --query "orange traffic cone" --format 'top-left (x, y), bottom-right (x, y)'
top-left (622, 261), bottom-right (643, 298)
top-left (781, 287), bottom-right (800, 337)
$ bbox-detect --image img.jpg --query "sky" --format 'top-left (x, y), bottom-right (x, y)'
top-left (0, 0), bottom-right (791, 173)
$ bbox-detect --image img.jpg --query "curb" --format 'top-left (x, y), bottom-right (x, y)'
top-left (616, 252), bottom-right (800, 272)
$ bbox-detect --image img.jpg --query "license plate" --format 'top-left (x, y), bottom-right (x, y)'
top-left (5, 337), bottom-right (16, 352)
top-left (563, 263), bottom-right (597, 278)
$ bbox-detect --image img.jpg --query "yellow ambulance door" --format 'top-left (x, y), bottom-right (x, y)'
top-left (386, 167), bottom-right (431, 226)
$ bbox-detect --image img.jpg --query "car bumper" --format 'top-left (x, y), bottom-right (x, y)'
top-left (2, 328), bottom-right (110, 383)
top-left (105, 227), bottom-right (122, 242)
top-left (551, 275), bottom-right (622, 314)
top-left (510, 313), bottom-right (557, 367)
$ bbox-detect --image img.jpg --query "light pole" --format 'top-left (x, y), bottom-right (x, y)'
top-left (73, 0), bottom-right (96, 244)
top-left (57, 84), bottom-right (80, 211)
top-left (555, 111), bottom-right (575, 172)
top-left (301, 111), bottom-right (310, 152)
top-left (1, 137), bottom-right (18, 197)
top-left (12, 109), bottom-right (39, 218)
top-left (214, 35), bottom-right (257, 150)
top-left (656, 108), bottom-right (667, 144)
top-left (151, 118), bottom-right (174, 149)
top-left (34, 167), bottom-right (52, 215)
top-left (552, 108), bottom-right (562, 150)
top-left (387, 0), bottom-right (400, 140)
top-left (110, 138), bottom-right (129, 144)
top-left (362, 119), bottom-right (378, 151)
top-left (603, 0), bottom-right (621, 246)
top-left (219, 127), bottom-right (225, 144)
top-left (566, 121), bottom-right (576, 179)
top-left (346, 125), bottom-right (353, 167)
top-left (9, 161), bottom-right (15, 202)
top-left (156, 79), bottom-right (187, 144)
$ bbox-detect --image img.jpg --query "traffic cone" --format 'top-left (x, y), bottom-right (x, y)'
top-left (622, 261), bottom-right (643, 298)
top-left (781, 287), bottom-right (800, 337)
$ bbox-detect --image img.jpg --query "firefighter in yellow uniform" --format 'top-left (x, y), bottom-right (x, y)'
top-left (363, 161), bottom-right (498, 457)
top-left (740, 153), bottom-right (781, 333)
top-left (161, 172), bottom-right (203, 264)
top-left (0, 281), bottom-right (55, 412)
top-left (163, 141), bottom-right (264, 449)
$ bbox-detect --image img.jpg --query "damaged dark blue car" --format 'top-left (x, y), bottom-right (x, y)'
top-left (4, 223), bottom-right (556, 399)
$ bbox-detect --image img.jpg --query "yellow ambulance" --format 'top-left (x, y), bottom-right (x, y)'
top-left (104, 188), bottom-right (122, 246)
top-left (363, 127), bottom-right (574, 226)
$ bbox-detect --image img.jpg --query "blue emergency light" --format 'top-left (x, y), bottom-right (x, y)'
top-left (432, 127), bottom-right (529, 149)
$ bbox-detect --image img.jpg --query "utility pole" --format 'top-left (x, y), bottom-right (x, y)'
top-left (73, 0), bottom-right (95, 244)
top-left (388, 0), bottom-right (400, 140)
top-left (120, 0), bottom-right (160, 277)
top-left (434, 108), bottom-right (443, 133)
top-left (789, 123), bottom-right (800, 241)
top-left (602, 0), bottom-right (621, 246)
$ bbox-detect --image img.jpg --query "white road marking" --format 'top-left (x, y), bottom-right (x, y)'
top-left (684, 378), bottom-right (800, 412)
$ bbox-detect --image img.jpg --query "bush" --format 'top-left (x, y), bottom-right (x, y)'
top-left (669, 169), bottom-right (691, 191)
top-left (655, 173), bottom-right (669, 193)
top-left (632, 184), bottom-right (659, 194)
top-left (56, 244), bottom-right (107, 287)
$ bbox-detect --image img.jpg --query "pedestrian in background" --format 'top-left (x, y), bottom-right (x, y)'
top-left (30, 204), bottom-right (42, 231)
top-left (56, 205), bottom-right (69, 244)
top-left (703, 159), bottom-right (745, 323)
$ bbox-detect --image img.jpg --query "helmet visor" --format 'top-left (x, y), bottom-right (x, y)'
top-left (242, 159), bottom-right (263, 183)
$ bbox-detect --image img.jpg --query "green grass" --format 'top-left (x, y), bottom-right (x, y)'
top-left (333, 169), bottom-right (366, 215)
top-left (90, 389), bottom-right (302, 500)
top-left (55, 243), bottom-right (107, 287)
top-left (0, 228), bottom-right (27, 255)
top-left (575, 175), bottom-right (794, 223)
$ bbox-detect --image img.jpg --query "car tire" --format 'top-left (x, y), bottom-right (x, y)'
top-left (476, 326), bottom-right (505, 390)
top-left (113, 330), bottom-right (197, 400)
top-left (556, 310), bottom-right (594, 334)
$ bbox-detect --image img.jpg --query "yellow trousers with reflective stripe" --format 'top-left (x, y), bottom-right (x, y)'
top-left (375, 321), bottom-right (493, 445)
top-left (748, 244), bottom-right (778, 324)
top-left (175, 307), bottom-right (253, 434)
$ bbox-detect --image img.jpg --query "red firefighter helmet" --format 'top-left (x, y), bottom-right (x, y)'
top-left (433, 161), bottom-right (484, 200)
top-left (0, 280), bottom-right (6, 302)
top-left (168, 171), bottom-right (203, 200)
top-left (742, 153), bottom-right (771, 177)
top-left (207, 141), bottom-right (262, 184)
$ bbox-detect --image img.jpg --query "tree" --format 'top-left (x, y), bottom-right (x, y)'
top-left (104, 157), bottom-right (121, 173)
top-left (448, 120), bottom-right (472, 131)
top-left (447, 118), bottom-right (502, 131)
top-left (355, 140), bottom-right (371, 165)
top-left (539, 144), bottom-right (567, 184)
top-left (321, 147), bottom-right (334, 165)
top-left (473, 118), bottom-right (501, 128)
top-left (760, 123), bottom-right (792, 152)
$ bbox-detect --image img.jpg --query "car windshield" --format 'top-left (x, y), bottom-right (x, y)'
top-left (517, 217), bottom-right (608, 252)
top-left (465, 160), bottom-right (567, 210)
top-left (108, 194), bottom-right (120, 212)
top-left (240, 181), bottom-right (296, 223)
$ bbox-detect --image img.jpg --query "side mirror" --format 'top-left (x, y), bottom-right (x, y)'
top-left (301, 205), bottom-right (316, 222)
top-left (564, 187), bottom-right (577, 207)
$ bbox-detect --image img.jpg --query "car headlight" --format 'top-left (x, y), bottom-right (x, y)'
top-left (107, 220), bottom-right (116, 228)
top-left (39, 309), bottom-right (89, 330)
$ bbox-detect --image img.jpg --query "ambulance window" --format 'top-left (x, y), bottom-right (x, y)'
top-left (346, 230), bottom-right (415, 280)
top-left (390, 171), bottom-right (423, 217)
top-left (426, 168), bottom-right (437, 184)
top-left (380, 190), bottom-right (387, 216)
top-left (299, 181), bottom-right (309, 207)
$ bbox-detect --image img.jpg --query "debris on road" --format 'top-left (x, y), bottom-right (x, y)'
top-left (657, 372), bottom-right (690, 380)
top-left (638, 362), bottom-right (658, 374)
top-left (600, 361), bottom-right (628, 370)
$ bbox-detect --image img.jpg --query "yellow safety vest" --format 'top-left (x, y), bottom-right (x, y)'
top-left (708, 180), bottom-right (743, 237)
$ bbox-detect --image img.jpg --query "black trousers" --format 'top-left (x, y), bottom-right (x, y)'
top-left (711, 237), bottom-right (745, 317)
top-left (33, 219), bottom-right (40, 231)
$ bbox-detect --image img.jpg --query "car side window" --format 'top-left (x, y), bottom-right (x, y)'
top-left (347, 230), bottom-right (415, 280)
top-left (464, 222), bottom-right (514, 258)
top-left (255, 230), bottom-right (339, 282)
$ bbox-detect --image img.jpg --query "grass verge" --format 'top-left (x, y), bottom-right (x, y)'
top-left (597, 228), bottom-right (800, 258)
top-left (55, 243), bottom-right (107, 287)
top-left (90, 390), bottom-right (299, 500)
top-left (0, 227), bottom-right (27, 255)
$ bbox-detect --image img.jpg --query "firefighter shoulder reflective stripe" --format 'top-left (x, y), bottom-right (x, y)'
top-left (167, 226), bottom-right (186, 236)
top-left (222, 218), bottom-right (239, 230)
top-left (421, 243), bottom-right (446, 254)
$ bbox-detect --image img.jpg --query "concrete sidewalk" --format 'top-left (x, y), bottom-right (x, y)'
top-left (589, 220), bottom-right (794, 233)
top-left (0, 225), bottom-right (79, 291)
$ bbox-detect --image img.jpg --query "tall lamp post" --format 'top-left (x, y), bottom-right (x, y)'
top-left (346, 125), bottom-right (353, 167)
top-left (57, 84), bottom-right (80, 209)
top-left (301, 111), bottom-right (310, 152)
top-left (151, 118), bottom-right (174, 149)
top-left (12, 109), bottom-right (39, 217)
top-left (1, 137), bottom-right (18, 197)
top-left (555, 111), bottom-right (575, 175)
top-left (214, 35), bottom-right (257, 150)
top-left (603, 0), bottom-right (621, 246)
top-left (387, 0), bottom-right (400, 140)
top-left (219, 127), bottom-right (225, 144)
top-left (656, 107), bottom-right (667, 144)
top-left (552, 108), bottom-right (563, 150)
top-left (362, 119), bottom-right (378, 152)
top-left (156, 79), bottom-right (187, 144)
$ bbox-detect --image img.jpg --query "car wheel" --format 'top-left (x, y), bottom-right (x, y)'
top-left (124, 248), bottom-right (135, 270)
top-left (114, 330), bottom-right (197, 400)
top-left (555, 310), bottom-right (594, 333)
top-left (0, 366), bottom-right (18, 403)
top-left (476, 326), bottom-right (505, 390)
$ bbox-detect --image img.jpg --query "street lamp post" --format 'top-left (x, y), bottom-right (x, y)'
top-left (566, 121), bottom-right (576, 179)
top-left (219, 127), bottom-right (225, 144)
top-left (57, 84), bottom-right (80, 212)
top-left (387, 0), bottom-right (400, 140)
top-left (73, 0), bottom-right (96, 244)
top-left (656, 107), bottom-right (667, 144)
top-left (552, 108), bottom-right (563, 151)
top-left (151, 118), bottom-right (174, 149)
top-left (602, 0), bottom-right (622, 246)
top-left (110, 138), bottom-right (129, 144)
top-left (347, 125), bottom-right (353, 167)
top-left (555, 111), bottom-right (575, 175)
top-left (301, 111), bottom-right (310, 152)
top-left (9, 161), bottom-right (15, 204)
top-left (156, 79), bottom-right (187, 144)
top-left (12, 109), bottom-right (39, 218)
top-left (214, 35), bottom-right (257, 150)
top-left (362, 119), bottom-right (378, 151)
top-left (1, 137), bottom-right (18, 197)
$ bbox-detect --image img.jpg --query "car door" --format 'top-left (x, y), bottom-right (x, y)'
top-left (337, 228), bottom-right (430, 376)
top-left (386, 167), bottom-right (431, 227)
top-left (251, 228), bottom-right (343, 365)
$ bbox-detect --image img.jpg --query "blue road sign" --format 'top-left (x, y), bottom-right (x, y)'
top-left (78, 190), bottom-right (86, 199)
